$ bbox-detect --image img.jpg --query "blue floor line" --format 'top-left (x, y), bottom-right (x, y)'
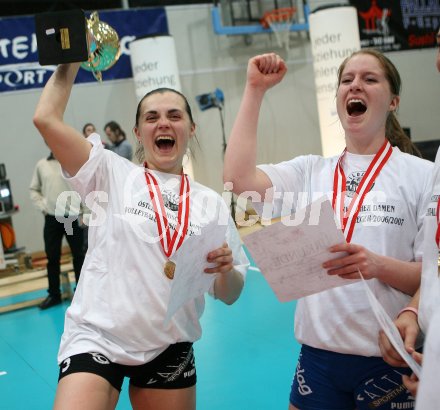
top-left (0, 289), bottom-right (47, 308)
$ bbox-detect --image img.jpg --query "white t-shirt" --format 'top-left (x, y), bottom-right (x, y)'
top-left (418, 148), bottom-right (440, 334)
top-left (256, 147), bottom-right (433, 356)
top-left (58, 134), bottom-right (249, 365)
top-left (415, 305), bottom-right (440, 410)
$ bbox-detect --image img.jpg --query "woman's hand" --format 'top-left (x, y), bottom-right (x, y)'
top-left (206, 242), bottom-right (244, 305)
top-left (378, 310), bottom-right (420, 367)
top-left (323, 242), bottom-right (421, 294)
top-left (402, 351), bottom-right (422, 397)
top-left (322, 242), bottom-right (382, 280)
top-left (205, 242), bottom-right (233, 274)
top-left (247, 53), bottom-right (287, 92)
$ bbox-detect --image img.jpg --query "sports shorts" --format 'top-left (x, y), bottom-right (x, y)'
top-left (290, 344), bottom-right (414, 410)
top-left (58, 342), bottom-right (196, 392)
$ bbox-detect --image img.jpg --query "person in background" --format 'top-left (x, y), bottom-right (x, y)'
top-left (379, 28), bottom-right (440, 409)
top-left (104, 120), bottom-right (133, 160)
top-left (82, 123), bottom-right (96, 138)
top-left (30, 153), bottom-right (85, 309)
top-left (33, 62), bottom-right (248, 409)
top-left (224, 50), bottom-right (432, 409)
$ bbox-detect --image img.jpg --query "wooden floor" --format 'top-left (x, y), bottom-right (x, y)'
top-left (0, 263), bottom-right (74, 313)
top-left (0, 249), bottom-right (300, 409)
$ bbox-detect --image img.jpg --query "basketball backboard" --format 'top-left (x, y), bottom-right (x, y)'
top-left (211, 0), bottom-right (310, 36)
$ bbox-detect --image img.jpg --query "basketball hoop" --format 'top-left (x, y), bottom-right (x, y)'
top-left (260, 7), bottom-right (297, 50)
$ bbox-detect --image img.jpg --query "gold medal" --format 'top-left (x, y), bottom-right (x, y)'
top-left (164, 260), bottom-right (176, 280)
top-left (144, 166), bottom-right (190, 282)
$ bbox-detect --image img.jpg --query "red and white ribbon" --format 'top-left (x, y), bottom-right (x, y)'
top-left (332, 140), bottom-right (393, 243)
top-left (144, 166), bottom-right (190, 257)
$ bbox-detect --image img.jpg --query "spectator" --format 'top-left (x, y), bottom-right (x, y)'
top-left (104, 120), bottom-right (133, 160)
top-left (30, 152), bottom-right (85, 309)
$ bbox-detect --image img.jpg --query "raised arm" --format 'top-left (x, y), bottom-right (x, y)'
top-left (223, 53), bottom-right (287, 198)
top-left (33, 63), bottom-right (91, 176)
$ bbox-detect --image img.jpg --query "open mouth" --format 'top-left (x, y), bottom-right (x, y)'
top-left (346, 99), bottom-right (367, 117)
top-left (155, 136), bottom-right (175, 150)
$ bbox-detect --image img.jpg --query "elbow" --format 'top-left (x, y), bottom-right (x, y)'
top-left (217, 273), bottom-right (244, 305)
top-left (33, 103), bottom-right (60, 135)
top-left (33, 111), bottom-right (49, 135)
top-left (221, 292), bottom-right (241, 306)
top-left (223, 157), bottom-right (238, 191)
top-left (223, 171), bottom-right (242, 196)
top-left (33, 111), bottom-right (60, 143)
top-left (223, 170), bottom-right (234, 186)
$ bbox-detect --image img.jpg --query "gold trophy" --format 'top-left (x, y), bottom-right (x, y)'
top-left (35, 9), bottom-right (121, 82)
top-left (81, 11), bottom-right (121, 82)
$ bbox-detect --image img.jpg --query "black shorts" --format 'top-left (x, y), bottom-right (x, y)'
top-left (58, 342), bottom-right (196, 392)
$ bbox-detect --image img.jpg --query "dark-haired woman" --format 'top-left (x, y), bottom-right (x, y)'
top-left (33, 63), bottom-right (248, 410)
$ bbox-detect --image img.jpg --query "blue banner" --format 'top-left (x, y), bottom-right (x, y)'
top-left (0, 8), bottom-right (168, 93)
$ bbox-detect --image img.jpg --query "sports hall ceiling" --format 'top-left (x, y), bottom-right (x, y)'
top-left (0, 1), bottom-right (210, 17)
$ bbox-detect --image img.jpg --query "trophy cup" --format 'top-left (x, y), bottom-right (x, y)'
top-left (35, 9), bottom-right (120, 82)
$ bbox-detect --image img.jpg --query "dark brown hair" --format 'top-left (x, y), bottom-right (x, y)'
top-left (104, 120), bottom-right (126, 140)
top-left (82, 122), bottom-right (95, 136)
top-left (134, 88), bottom-right (196, 163)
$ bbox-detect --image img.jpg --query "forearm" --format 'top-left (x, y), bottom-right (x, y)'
top-left (376, 257), bottom-right (421, 296)
top-left (213, 269), bottom-right (244, 305)
top-left (223, 84), bottom-right (268, 196)
top-left (33, 63), bottom-right (91, 176)
top-left (404, 288), bottom-right (420, 309)
top-left (34, 63), bottom-right (80, 130)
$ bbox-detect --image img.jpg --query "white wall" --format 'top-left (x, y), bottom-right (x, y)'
top-left (1, 2), bottom-right (440, 253)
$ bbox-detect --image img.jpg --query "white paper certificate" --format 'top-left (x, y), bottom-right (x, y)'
top-left (360, 272), bottom-right (422, 378)
top-left (164, 221), bottom-right (227, 323)
top-left (242, 198), bottom-right (352, 301)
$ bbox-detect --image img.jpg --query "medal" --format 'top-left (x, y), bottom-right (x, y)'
top-left (164, 260), bottom-right (176, 280)
top-left (332, 140), bottom-right (392, 243)
top-left (144, 165), bottom-right (190, 280)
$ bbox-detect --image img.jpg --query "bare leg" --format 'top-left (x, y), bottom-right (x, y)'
top-left (129, 385), bottom-right (196, 410)
top-left (54, 373), bottom-right (119, 410)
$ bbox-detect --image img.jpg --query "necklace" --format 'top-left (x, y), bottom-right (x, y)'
top-left (144, 164), bottom-right (190, 279)
top-left (332, 140), bottom-right (392, 242)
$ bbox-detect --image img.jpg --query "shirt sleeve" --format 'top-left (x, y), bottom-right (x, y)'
top-left (414, 164), bottom-right (437, 261)
top-left (252, 156), bottom-right (310, 219)
top-left (61, 133), bottom-right (110, 201)
top-left (29, 162), bottom-right (46, 214)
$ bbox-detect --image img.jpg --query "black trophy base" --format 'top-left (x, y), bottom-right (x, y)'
top-left (35, 9), bottom-right (88, 65)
